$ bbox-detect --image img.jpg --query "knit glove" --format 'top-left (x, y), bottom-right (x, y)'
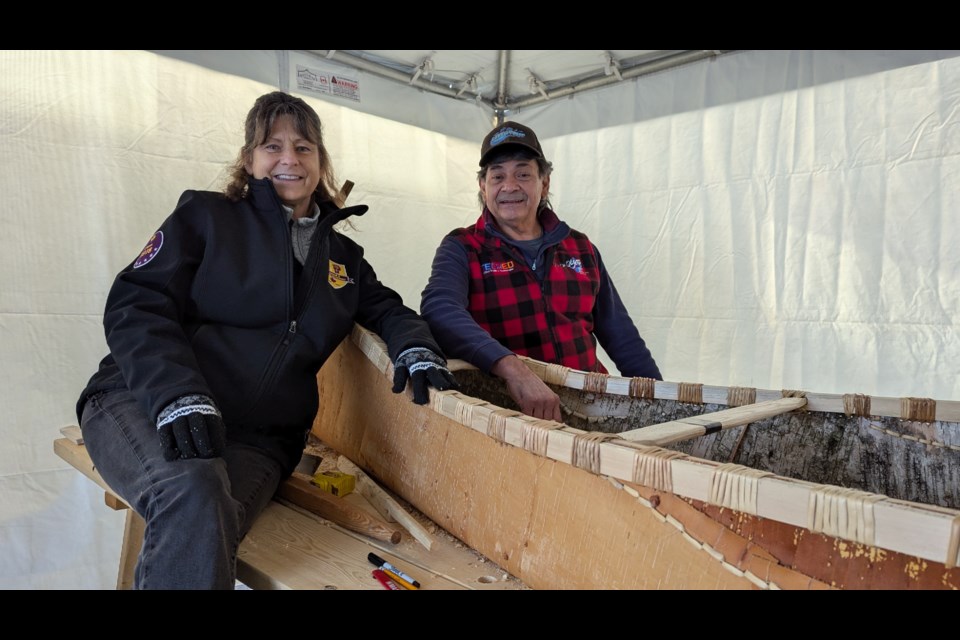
top-left (391, 347), bottom-right (458, 405)
top-left (156, 394), bottom-right (227, 461)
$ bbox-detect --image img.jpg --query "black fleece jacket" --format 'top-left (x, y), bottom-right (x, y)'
top-left (78, 178), bottom-right (440, 472)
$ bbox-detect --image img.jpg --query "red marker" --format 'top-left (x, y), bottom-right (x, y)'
top-left (372, 569), bottom-right (401, 590)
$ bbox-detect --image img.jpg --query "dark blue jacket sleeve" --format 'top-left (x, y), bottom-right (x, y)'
top-left (591, 247), bottom-right (662, 380)
top-left (420, 236), bottom-right (513, 373)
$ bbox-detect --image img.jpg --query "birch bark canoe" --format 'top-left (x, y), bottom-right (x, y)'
top-left (311, 325), bottom-right (960, 590)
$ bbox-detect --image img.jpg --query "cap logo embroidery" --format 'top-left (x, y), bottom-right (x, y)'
top-left (133, 231), bottom-right (163, 269)
top-left (328, 260), bottom-right (355, 289)
top-left (490, 127), bottom-right (527, 147)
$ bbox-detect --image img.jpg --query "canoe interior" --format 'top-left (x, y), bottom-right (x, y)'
top-left (453, 369), bottom-right (960, 511)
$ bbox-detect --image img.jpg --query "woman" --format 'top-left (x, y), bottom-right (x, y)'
top-left (76, 91), bottom-right (455, 589)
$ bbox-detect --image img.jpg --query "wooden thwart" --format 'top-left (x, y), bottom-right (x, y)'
top-left (617, 396), bottom-right (807, 446)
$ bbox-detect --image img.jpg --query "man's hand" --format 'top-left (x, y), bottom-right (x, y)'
top-left (491, 355), bottom-right (563, 422)
top-left (156, 394), bottom-right (227, 461)
top-left (392, 347), bottom-right (458, 405)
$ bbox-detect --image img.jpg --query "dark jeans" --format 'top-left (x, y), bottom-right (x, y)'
top-left (80, 389), bottom-right (285, 589)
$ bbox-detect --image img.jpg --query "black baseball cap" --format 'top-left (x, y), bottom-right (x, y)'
top-left (479, 121), bottom-right (544, 166)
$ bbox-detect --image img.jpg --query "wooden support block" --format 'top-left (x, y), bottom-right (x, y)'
top-left (60, 425), bottom-right (83, 445)
top-left (104, 492), bottom-right (129, 511)
top-left (338, 455), bottom-right (436, 551)
top-left (294, 452), bottom-right (322, 477)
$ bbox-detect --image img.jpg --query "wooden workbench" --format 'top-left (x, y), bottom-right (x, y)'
top-left (54, 434), bottom-right (526, 590)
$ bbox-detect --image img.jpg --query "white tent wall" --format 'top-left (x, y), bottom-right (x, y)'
top-left (529, 50), bottom-right (960, 400)
top-left (0, 50), bottom-right (477, 588)
top-left (1, 49), bottom-right (957, 589)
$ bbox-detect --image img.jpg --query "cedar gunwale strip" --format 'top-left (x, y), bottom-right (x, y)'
top-left (551, 362), bottom-right (960, 422)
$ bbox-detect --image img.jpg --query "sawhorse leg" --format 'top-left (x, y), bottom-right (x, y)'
top-left (104, 492), bottom-right (144, 590)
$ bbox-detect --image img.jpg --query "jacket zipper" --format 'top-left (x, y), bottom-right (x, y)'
top-left (537, 246), bottom-right (563, 360)
top-left (499, 242), bottom-right (564, 361)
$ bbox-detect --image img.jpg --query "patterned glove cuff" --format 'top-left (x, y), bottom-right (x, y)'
top-left (396, 347), bottom-right (446, 366)
top-left (157, 394), bottom-right (221, 429)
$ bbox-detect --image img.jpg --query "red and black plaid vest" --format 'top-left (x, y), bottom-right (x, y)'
top-left (449, 211), bottom-right (607, 373)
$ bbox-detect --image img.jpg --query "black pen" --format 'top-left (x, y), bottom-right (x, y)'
top-left (368, 552), bottom-right (421, 588)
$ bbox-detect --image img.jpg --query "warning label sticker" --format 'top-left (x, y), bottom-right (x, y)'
top-left (297, 64), bottom-right (360, 102)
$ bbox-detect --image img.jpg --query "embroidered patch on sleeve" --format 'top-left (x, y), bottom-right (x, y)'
top-left (328, 259), bottom-right (355, 289)
top-left (133, 231), bottom-right (163, 269)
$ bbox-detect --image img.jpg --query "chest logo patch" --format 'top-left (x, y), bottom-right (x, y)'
top-left (560, 257), bottom-right (585, 274)
top-left (482, 260), bottom-right (515, 274)
top-left (133, 231), bottom-right (163, 269)
top-left (328, 260), bottom-right (355, 289)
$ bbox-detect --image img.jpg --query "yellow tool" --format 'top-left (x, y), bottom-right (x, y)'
top-left (311, 470), bottom-right (356, 497)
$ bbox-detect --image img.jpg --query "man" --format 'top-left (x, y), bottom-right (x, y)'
top-left (421, 121), bottom-right (661, 421)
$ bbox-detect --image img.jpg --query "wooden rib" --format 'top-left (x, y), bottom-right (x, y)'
top-left (617, 397), bottom-right (808, 446)
top-left (337, 455), bottom-right (436, 551)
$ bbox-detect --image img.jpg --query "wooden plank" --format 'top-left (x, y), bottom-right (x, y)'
top-left (277, 475), bottom-right (403, 544)
top-left (333, 180), bottom-right (355, 207)
top-left (617, 397), bottom-right (807, 445)
top-left (238, 499), bottom-right (523, 590)
top-left (59, 425), bottom-right (83, 445)
top-left (337, 454), bottom-right (436, 550)
top-left (55, 438), bottom-right (112, 494)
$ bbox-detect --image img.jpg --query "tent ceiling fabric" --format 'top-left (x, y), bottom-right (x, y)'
top-left (306, 50), bottom-right (735, 116)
